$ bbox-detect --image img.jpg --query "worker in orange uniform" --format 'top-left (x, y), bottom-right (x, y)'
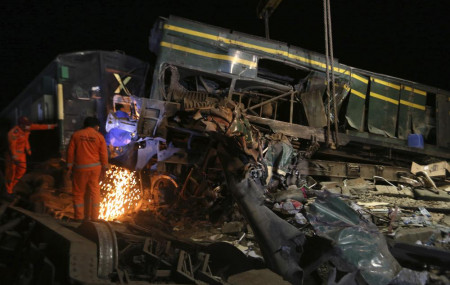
top-left (66, 117), bottom-right (108, 222)
top-left (5, 116), bottom-right (57, 194)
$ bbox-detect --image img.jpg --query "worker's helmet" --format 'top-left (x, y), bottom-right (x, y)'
top-left (18, 116), bottom-right (31, 126)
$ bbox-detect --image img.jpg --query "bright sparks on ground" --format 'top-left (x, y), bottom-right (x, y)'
top-left (99, 165), bottom-right (141, 221)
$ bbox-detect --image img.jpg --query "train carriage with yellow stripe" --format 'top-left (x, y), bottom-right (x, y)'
top-left (147, 15), bottom-right (450, 161)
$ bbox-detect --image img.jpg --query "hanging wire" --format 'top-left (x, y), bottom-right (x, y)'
top-left (327, 0), bottom-right (339, 147)
top-left (323, 0), bottom-right (332, 147)
top-left (323, 0), bottom-right (338, 148)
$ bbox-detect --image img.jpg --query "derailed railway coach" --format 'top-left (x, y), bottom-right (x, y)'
top-left (144, 15), bottom-right (450, 165)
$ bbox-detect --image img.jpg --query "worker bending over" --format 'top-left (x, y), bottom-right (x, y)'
top-left (66, 117), bottom-right (108, 222)
top-left (6, 116), bottom-right (57, 194)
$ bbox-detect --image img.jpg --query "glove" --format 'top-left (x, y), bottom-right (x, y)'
top-left (26, 149), bottom-right (31, 156)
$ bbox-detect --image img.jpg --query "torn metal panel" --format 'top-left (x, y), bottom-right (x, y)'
top-left (300, 90), bottom-right (327, 128)
top-left (137, 98), bottom-right (180, 138)
top-left (397, 86), bottom-right (427, 140)
top-left (345, 72), bottom-right (369, 132)
top-left (333, 81), bottom-right (352, 116)
top-left (368, 77), bottom-right (400, 137)
top-left (135, 138), bottom-right (160, 170)
top-left (301, 72), bottom-right (328, 127)
top-left (306, 191), bottom-right (402, 285)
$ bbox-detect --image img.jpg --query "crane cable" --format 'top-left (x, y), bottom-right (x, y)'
top-left (323, 0), bottom-right (331, 147)
top-left (323, 0), bottom-right (339, 148)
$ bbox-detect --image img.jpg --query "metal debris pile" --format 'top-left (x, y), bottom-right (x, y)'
top-left (11, 97), bottom-right (449, 284)
top-left (6, 95), bottom-right (450, 284)
top-left (126, 85), bottom-right (450, 284)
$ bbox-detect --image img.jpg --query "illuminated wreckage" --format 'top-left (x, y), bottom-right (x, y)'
top-left (2, 67), bottom-right (445, 284)
top-left (2, 15), bottom-right (450, 284)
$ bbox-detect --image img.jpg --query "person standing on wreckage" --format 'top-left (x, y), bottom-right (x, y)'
top-left (5, 116), bottom-right (57, 194)
top-left (66, 117), bottom-right (108, 222)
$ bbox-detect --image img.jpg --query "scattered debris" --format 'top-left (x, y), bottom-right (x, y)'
top-left (2, 15), bottom-right (450, 285)
top-left (411, 161), bottom-right (450, 178)
top-left (306, 191), bottom-right (402, 285)
top-left (6, 100), bottom-right (449, 284)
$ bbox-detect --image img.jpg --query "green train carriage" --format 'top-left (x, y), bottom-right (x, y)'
top-left (147, 15), bottom-right (450, 161)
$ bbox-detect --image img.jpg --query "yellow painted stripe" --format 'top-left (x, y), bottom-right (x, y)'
top-left (165, 24), bottom-right (218, 41)
top-left (287, 53), bottom-right (327, 69)
top-left (370, 92), bottom-right (399, 105)
top-left (351, 89), bottom-right (366, 99)
top-left (160, 41), bottom-right (257, 68)
top-left (400, 99), bottom-right (426, 110)
top-left (351, 73), bottom-right (368, 84)
top-left (339, 69), bottom-right (351, 76)
top-left (404, 86), bottom-right (426, 96)
top-left (165, 24), bottom-right (290, 57)
top-left (165, 24), bottom-right (351, 74)
top-left (373, 78), bottom-right (401, 90)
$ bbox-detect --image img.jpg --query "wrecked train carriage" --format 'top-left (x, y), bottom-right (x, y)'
top-left (129, 17), bottom-right (450, 284)
top-left (141, 15), bottom-right (450, 166)
top-left (0, 50), bottom-right (149, 162)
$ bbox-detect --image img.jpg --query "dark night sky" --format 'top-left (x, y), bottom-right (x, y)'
top-left (1, 0), bottom-right (450, 108)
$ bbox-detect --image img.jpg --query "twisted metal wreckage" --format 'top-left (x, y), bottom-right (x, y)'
top-left (1, 16), bottom-right (450, 284)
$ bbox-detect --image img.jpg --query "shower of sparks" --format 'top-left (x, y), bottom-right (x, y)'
top-left (98, 165), bottom-right (141, 221)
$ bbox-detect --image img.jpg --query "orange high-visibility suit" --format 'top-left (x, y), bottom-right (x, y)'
top-left (67, 127), bottom-right (108, 220)
top-left (6, 124), bottom-right (56, 193)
